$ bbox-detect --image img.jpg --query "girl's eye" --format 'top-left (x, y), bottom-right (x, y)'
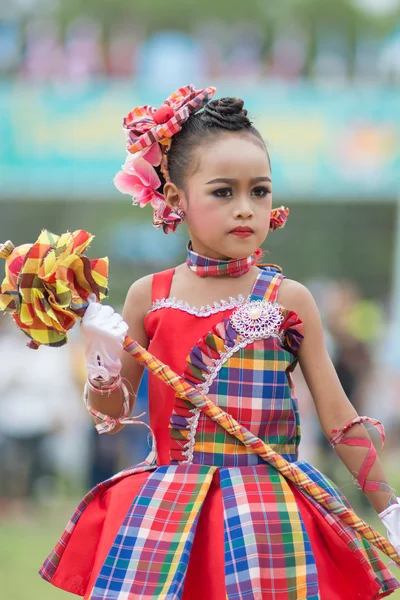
top-left (213, 188), bottom-right (233, 198)
top-left (252, 187), bottom-right (270, 198)
top-left (212, 187), bottom-right (270, 199)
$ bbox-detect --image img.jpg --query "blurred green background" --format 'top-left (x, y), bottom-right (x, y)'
top-left (1, 0), bottom-right (400, 597)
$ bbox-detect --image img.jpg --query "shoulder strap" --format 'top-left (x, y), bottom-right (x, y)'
top-left (151, 268), bottom-right (175, 303)
top-left (250, 266), bottom-right (286, 303)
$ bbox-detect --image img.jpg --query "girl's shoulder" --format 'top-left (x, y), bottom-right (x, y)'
top-left (125, 267), bottom-right (177, 317)
top-left (277, 277), bottom-right (317, 326)
top-left (124, 273), bottom-right (154, 319)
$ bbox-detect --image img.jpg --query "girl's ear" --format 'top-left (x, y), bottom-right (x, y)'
top-left (163, 182), bottom-right (186, 210)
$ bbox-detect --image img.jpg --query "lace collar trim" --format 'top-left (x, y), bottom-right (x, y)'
top-left (147, 294), bottom-right (248, 317)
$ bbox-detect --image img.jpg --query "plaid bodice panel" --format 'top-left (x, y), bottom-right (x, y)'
top-left (169, 269), bottom-right (305, 466)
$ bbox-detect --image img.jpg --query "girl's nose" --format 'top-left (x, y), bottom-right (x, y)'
top-left (233, 197), bottom-right (254, 219)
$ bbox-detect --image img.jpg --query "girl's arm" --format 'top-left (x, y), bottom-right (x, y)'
top-left (284, 280), bottom-right (397, 514)
top-left (86, 274), bottom-right (152, 435)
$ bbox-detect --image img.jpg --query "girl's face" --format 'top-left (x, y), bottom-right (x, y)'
top-left (169, 133), bottom-right (272, 260)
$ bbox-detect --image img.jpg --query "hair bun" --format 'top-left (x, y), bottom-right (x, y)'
top-left (203, 97), bottom-right (251, 130)
top-left (207, 97), bottom-right (246, 117)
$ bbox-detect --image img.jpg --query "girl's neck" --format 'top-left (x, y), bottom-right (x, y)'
top-left (187, 238), bottom-right (230, 261)
top-left (168, 263), bottom-right (261, 308)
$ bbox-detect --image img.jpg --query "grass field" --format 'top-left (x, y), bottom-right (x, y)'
top-left (0, 502), bottom-right (76, 600)
top-left (1, 498), bottom-right (399, 599)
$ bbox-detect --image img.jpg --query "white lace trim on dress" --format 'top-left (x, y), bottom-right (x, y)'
top-left (148, 294), bottom-right (248, 317)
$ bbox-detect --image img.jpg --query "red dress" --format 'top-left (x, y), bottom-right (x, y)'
top-left (40, 267), bottom-right (400, 599)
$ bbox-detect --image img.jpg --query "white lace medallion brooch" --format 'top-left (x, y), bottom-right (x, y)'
top-left (230, 300), bottom-right (284, 341)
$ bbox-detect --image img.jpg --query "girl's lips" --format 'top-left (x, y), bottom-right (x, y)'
top-left (230, 231), bottom-right (253, 238)
top-left (230, 228), bottom-right (254, 238)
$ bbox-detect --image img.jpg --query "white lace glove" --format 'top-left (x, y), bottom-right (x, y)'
top-left (378, 497), bottom-right (400, 567)
top-left (81, 294), bottom-right (129, 381)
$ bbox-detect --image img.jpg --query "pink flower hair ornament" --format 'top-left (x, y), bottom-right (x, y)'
top-left (113, 83), bottom-right (290, 234)
top-left (113, 84), bottom-right (216, 233)
top-left (114, 157), bottom-right (164, 209)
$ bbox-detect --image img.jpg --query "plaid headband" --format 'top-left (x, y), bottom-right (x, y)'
top-left (114, 84), bottom-right (216, 234)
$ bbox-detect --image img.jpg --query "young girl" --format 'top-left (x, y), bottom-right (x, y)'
top-left (40, 85), bottom-right (400, 599)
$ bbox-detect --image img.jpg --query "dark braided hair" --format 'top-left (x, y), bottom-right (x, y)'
top-left (157, 97), bottom-right (268, 189)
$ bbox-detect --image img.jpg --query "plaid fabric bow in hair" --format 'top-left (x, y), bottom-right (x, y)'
top-left (123, 85), bottom-right (216, 156)
top-left (114, 85), bottom-right (216, 233)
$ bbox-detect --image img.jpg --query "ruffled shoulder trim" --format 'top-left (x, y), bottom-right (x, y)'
top-left (184, 319), bottom-right (238, 388)
top-left (280, 309), bottom-right (304, 355)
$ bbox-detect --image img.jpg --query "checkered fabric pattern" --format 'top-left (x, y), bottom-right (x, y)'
top-left (220, 465), bottom-right (319, 599)
top-left (173, 336), bottom-right (301, 467)
top-left (88, 464), bottom-right (217, 600)
top-left (251, 269), bottom-right (284, 301)
top-left (186, 242), bottom-right (263, 278)
top-left (0, 229), bottom-right (108, 348)
top-left (123, 85), bottom-right (216, 154)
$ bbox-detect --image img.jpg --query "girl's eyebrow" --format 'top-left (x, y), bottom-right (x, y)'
top-left (206, 177), bottom-right (271, 185)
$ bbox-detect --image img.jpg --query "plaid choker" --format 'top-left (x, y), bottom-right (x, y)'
top-left (186, 243), bottom-right (262, 277)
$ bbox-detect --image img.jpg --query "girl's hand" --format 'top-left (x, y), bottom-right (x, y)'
top-left (81, 294), bottom-right (129, 381)
top-left (378, 498), bottom-right (400, 563)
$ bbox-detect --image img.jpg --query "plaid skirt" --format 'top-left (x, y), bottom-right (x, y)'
top-left (39, 459), bottom-right (400, 600)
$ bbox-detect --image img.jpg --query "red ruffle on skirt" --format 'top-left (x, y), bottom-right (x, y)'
top-left (51, 471), bottom-right (388, 600)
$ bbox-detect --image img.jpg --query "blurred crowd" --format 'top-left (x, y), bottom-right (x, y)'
top-left (0, 275), bottom-right (399, 518)
top-left (1, 15), bottom-right (400, 85)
